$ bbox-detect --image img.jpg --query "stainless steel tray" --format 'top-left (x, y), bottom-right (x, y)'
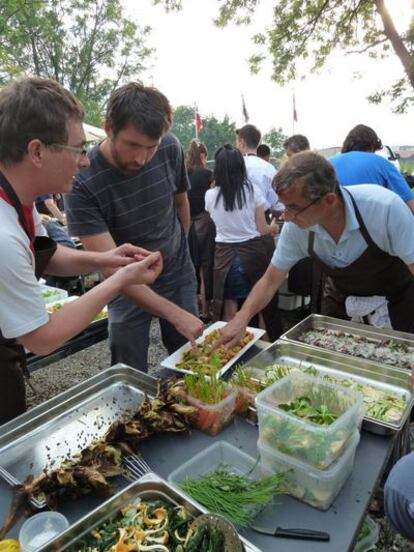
top-left (0, 364), bottom-right (158, 508)
top-left (38, 472), bottom-right (261, 552)
top-left (239, 340), bottom-right (413, 435)
top-left (281, 314), bottom-right (414, 371)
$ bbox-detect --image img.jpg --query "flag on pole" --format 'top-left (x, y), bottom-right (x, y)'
top-left (194, 105), bottom-right (203, 138)
top-left (242, 95), bottom-right (249, 123)
top-left (293, 92), bottom-right (298, 123)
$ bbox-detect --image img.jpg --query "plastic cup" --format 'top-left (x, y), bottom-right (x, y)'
top-left (18, 512), bottom-right (69, 552)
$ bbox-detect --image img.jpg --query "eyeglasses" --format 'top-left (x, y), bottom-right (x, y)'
top-left (284, 196), bottom-right (323, 217)
top-left (47, 143), bottom-right (88, 157)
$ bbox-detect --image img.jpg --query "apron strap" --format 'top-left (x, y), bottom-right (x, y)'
top-left (342, 187), bottom-right (376, 248)
top-left (0, 172), bottom-right (33, 241)
top-left (308, 231), bottom-right (316, 256)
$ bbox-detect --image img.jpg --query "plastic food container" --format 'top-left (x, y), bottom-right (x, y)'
top-left (19, 512), bottom-right (69, 552)
top-left (40, 284), bottom-right (68, 304)
top-left (353, 515), bottom-right (380, 552)
top-left (234, 385), bottom-right (258, 417)
top-left (168, 440), bottom-right (261, 488)
top-left (186, 390), bottom-right (236, 436)
top-left (259, 431), bottom-right (360, 510)
top-left (256, 372), bottom-right (364, 469)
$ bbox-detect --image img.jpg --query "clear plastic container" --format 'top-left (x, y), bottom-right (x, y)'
top-left (19, 512), bottom-right (69, 552)
top-left (259, 431), bottom-right (360, 510)
top-left (186, 390), bottom-right (236, 436)
top-left (40, 284), bottom-right (68, 305)
top-left (256, 371), bottom-right (364, 469)
top-left (353, 515), bottom-right (380, 552)
top-left (234, 386), bottom-right (258, 416)
top-left (168, 441), bottom-right (261, 486)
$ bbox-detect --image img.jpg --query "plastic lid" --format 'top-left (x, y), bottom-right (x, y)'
top-left (19, 512), bottom-right (69, 552)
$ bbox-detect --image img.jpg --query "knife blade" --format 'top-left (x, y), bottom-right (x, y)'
top-left (251, 525), bottom-right (330, 541)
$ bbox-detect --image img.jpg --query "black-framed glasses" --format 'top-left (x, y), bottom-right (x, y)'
top-left (47, 143), bottom-right (88, 157)
top-left (284, 196), bottom-right (323, 217)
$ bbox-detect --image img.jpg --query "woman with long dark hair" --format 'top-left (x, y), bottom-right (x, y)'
top-left (186, 139), bottom-right (215, 320)
top-left (205, 144), bottom-right (282, 339)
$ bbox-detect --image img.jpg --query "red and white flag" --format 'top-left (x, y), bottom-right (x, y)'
top-left (195, 105), bottom-right (203, 136)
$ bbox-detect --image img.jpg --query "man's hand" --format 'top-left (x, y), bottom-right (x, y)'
top-left (116, 251), bottom-right (163, 288)
top-left (174, 310), bottom-right (204, 348)
top-left (99, 243), bottom-right (155, 269)
top-left (212, 317), bottom-right (248, 351)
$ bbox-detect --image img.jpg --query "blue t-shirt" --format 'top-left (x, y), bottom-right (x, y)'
top-left (330, 151), bottom-right (414, 202)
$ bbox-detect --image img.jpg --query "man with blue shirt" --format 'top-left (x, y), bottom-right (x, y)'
top-left (216, 152), bottom-right (414, 348)
top-left (330, 124), bottom-right (414, 213)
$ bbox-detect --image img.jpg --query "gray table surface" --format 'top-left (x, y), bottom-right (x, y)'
top-left (0, 420), bottom-right (394, 552)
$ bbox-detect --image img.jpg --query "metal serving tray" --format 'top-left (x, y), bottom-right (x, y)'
top-left (239, 340), bottom-right (413, 435)
top-left (37, 472), bottom-right (260, 552)
top-left (0, 364), bottom-right (158, 508)
top-left (281, 314), bottom-right (414, 371)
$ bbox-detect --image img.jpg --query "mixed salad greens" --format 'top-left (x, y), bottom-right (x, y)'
top-left (176, 329), bottom-right (253, 375)
top-left (73, 500), bottom-right (224, 552)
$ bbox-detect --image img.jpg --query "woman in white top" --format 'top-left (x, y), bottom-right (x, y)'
top-left (205, 145), bottom-right (282, 339)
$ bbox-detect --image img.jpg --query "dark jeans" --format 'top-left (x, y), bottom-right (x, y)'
top-left (384, 452), bottom-right (414, 541)
top-left (109, 278), bottom-right (198, 372)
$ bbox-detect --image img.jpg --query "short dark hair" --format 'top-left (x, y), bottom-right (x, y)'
top-left (283, 134), bottom-right (310, 154)
top-left (236, 124), bottom-right (261, 149)
top-left (274, 151), bottom-right (338, 201)
top-left (106, 82), bottom-right (172, 139)
top-left (257, 144), bottom-right (271, 158)
top-left (341, 124), bottom-right (382, 153)
top-left (0, 77), bottom-right (84, 165)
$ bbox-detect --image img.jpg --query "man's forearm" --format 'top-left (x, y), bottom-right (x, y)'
top-left (44, 245), bottom-right (102, 276)
top-left (123, 284), bottom-right (183, 322)
top-left (234, 268), bottom-right (286, 325)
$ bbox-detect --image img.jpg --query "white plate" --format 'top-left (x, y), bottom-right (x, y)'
top-left (160, 321), bottom-right (265, 378)
top-left (46, 297), bottom-right (107, 323)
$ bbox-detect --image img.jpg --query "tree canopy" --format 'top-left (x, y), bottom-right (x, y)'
top-left (157, 0), bottom-right (414, 113)
top-left (0, 0), bottom-right (152, 125)
top-left (263, 127), bottom-right (288, 164)
top-left (172, 106), bottom-right (237, 158)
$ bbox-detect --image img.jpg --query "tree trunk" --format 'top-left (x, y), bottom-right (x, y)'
top-left (374, 0), bottom-right (414, 89)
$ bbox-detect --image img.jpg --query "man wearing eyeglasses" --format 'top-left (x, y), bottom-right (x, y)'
top-left (0, 78), bottom-right (165, 423)
top-left (216, 151), bottom-right (414, 349)
top-left (65, 82), bottom-right (203, 372)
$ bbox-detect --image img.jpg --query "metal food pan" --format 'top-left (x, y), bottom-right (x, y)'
top-left (38, 472), bottom-right (260, 552)
top-left (239, 340), bottom-right (413, 435)
top-left (0, 364), bottom-right (158, 508)
top-left (281, 314), bottom-right (414, 371)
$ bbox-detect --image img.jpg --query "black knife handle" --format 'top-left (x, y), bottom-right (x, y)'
top-left (275, 527), bottom-right (330, 541)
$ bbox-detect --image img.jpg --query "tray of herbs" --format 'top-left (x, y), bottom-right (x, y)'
top-left (168, 441), bottom-right (285, 528)
top-left (184, 372), bottom-right (236, 436)
top-left (256, 372), bottom-right (364, 470)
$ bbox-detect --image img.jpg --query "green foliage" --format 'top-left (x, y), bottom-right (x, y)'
top-left (172, 105), bottom-right (237, 159)
top-left (157, 0), bottom-right (414, 113)
top-left (0, 0), bottom-right (152, 126)
top-left (263, 127), bottom-right (288, 163)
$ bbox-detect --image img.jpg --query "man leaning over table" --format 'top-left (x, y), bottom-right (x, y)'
top-left (0, 77), bottom-right (164, 425)
top-left (215, 151), bottom-right (414, 350)
top-left (65, 82), bottom-right (203, 372)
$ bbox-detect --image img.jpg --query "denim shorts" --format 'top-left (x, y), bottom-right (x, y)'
top-left (224, 255), bottom-right (251, 299)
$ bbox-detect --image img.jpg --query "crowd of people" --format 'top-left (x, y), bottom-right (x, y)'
top-left (0, 76), bottom-right (414, 541)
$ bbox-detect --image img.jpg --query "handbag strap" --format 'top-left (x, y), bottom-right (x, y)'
top-left (0, 171), bottom-right (33, 240)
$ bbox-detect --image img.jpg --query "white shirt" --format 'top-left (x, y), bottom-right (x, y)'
top-left (0, 199), bottom-right (48, 338)
top-left (271, 185), bottom-right (414, 272)
top-left (205, 186), bottom-right (264, 243)
top-left (244, 155), bottom-right (283, 211)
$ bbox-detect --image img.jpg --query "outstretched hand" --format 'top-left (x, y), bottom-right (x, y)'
top-left (117, 251), bottom-right (163, 287)
top-left (210, 319), bottom-right (247, 352)
top-left (102, 243), bottom-right (153, 269)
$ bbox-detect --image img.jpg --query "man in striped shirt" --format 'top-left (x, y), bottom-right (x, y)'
top-left (65, 83), bottom-right (203, 371)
